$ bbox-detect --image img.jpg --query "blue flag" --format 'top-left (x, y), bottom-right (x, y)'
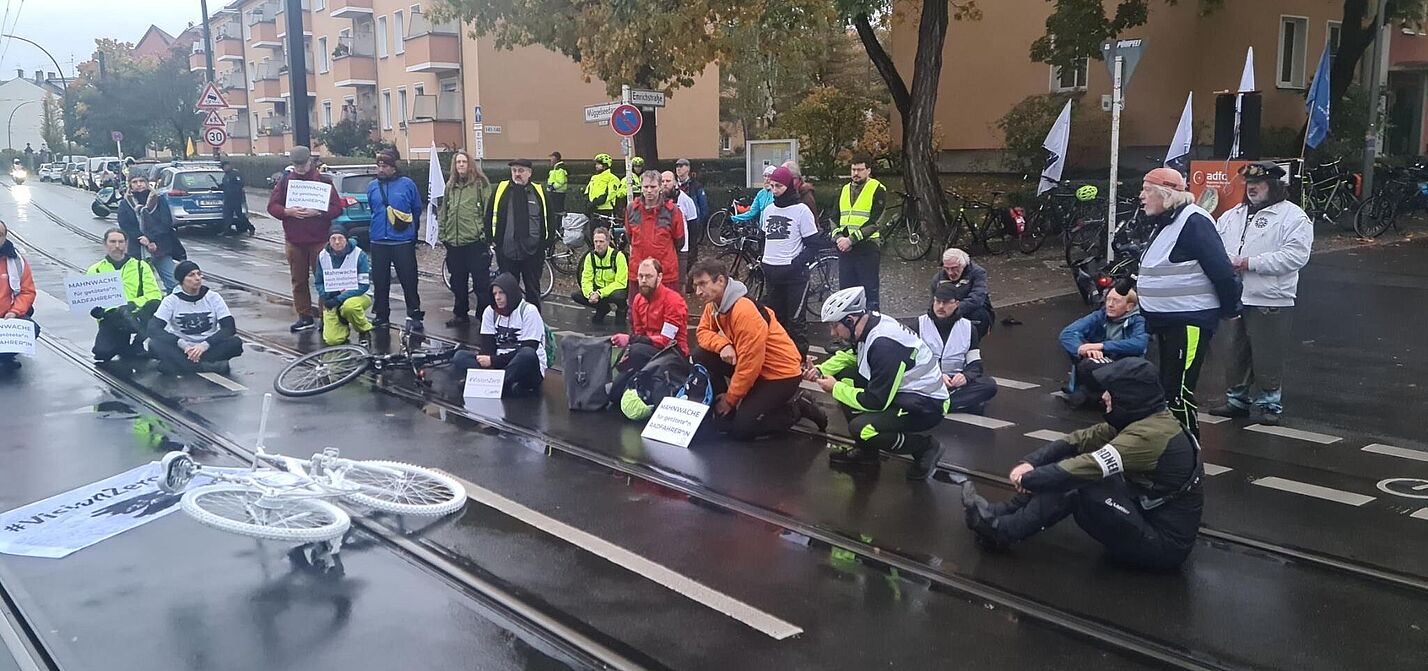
top-left (1306, 46), bottom-right (1331, 149)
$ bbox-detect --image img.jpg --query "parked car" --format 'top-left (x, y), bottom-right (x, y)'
top-left (63, 162), bottom-right (86, 187)
top-left (328, 167), bottom-right (379, 248)
top-left (153, 164), bottom-right (238, 234)
top-left (84, 156), bottom-right (121, 191)
top-left (38, 162), bottom-right (64, 181)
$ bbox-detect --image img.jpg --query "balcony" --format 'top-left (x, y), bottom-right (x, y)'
top-left (251, 19), bottom-right (281, 48)
top-left (253, 62), bottom-right (284, 102)
top-left (221, 79), bottom-right (249, 108)
top-left (329, 0), bottom-right (373, 19)
top-left (227, 118), bottom-right (252, 139)
top-left (276, 12), bottom-right (313, 41)
top-left (1391, 29), bottom-right (1428, 69)
top-left (258, 115), bottom-right (292, 136)
top-left (412, 93), bottom-right (462, 122)
top-left (403, 11), bottom-right (460, 73)
top-left (215, 31), bottom-right (244, 61)
top-left (189, 46), bottom-right (208, 72)
top-left (279, 69), bottom-right (318, 98)
top-left (332, 34), bottom-right (377, 86)
top-left (254, 133), bottom-right (286, 156)
top-left (406, 119), bottom-right (463, 148)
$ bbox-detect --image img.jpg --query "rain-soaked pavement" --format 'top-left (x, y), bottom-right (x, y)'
top-left (1, 179), bottom-right (1426, 669)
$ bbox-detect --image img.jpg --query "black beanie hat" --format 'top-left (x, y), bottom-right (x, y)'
top-left (173, 259), bottom-right (200, 284)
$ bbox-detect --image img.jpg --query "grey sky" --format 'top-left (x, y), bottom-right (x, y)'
top-left (0, 0), bottom-right (196, 79)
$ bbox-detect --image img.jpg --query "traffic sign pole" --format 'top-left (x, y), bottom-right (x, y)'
top-left (622, 85), bottom-right (632, 196)
top-left (1107, 54), bottom-right (1123, 258)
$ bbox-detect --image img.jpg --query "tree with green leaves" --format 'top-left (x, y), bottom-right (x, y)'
top-left (315, 116), bottom-right (382, 157)
top-left (39, 93), bottom-right (64, 155)
top-left (70, 41), bottom-right (201, 156)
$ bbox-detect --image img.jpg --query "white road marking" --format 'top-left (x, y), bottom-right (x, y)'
top-left (1196, 412), bottom-right (1231, 425)
top-left (1244, 424), bottom-right (1341, 444)
top-left (1024, 429), bottom-right (1066, 442)
top-left (197, 371), bottom-right (247, 391)
top-left (1252, 476), bottom-right (1374, 507)
top-left (1411, 508), bottom-right (1428, 521)
top-left (945, 413), bottom-right (1014, 429)
top-left (992, 377), bottom-right (1039, 390)
top-left (1202, 463), bottom-right (1232, 476)
top-left (1361, 443), bottom-right (1428, 463)
top-left (0, 597), bottom-right (43, 671)
top-left (460, 478), bottom-right (803, 639)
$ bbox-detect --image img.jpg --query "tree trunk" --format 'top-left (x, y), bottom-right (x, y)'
top-left (906, 1), bottom-right (952, 235)
top-left (852, 13), bottom-right (910, 120)
top-left (1331, 0), bottom-right (1374, 108)
top-left (633, 107), bottom-right (659, 164)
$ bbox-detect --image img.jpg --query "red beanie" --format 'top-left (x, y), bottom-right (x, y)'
top-left (768, 166), bottom-right (796, 189)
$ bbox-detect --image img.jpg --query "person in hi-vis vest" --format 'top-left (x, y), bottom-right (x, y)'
top-left (1135, 168), bottom-right (1240, 437)
top-left (832, 155), bottom-right (887, 310)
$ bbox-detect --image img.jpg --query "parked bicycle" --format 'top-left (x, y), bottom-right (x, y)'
top-left (713, 220), bottom-right (765, 299)
top-left (704, 196), bottom-right (753, 248)
top-left (800, 248), bottom-right (840, 318)
top-left (1018, 179), bottom-right (1103, 255)
top-left (274, 318), bottom-right (457, 397)
top-left (882, 190), bottom-right (963, 261)
top-left (1353, 161), bottom-right (1428, 239)
top-left (1299, 159), bottom-right (1359, 231)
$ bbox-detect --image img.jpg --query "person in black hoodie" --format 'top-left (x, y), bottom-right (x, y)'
top-left (453, 272), bottom-right (548, 397)
top-left (122, 174), bottom-right (188, 294)
top-left (147, 260), bottom-right (244, 375)
top-left (961, 358), bottom-right (1204, 569)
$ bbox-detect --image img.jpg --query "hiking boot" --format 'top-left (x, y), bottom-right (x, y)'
top-left (828, 445), bottom-right (879, 467)
top-left (1207, 403), bottom-right (1250, 418)
top-left (906, 436), bottom-right (944, 481)
top-left (290, 316), bottom-right (316, 333)
top-left (964, 497), bottom-right (1012, 551)
top-left (796, 393), bottom-right (829, 432)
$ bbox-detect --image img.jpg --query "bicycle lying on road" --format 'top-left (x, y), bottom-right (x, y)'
top-left (274, 318), bottom-right (457, 397)
top-left (158, 393), bottom-right (466, 544)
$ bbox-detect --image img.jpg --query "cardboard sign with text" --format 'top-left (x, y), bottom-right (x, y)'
top-left (463, 369), bottom-right (505, 398)
top-left (284, 180), bottom-right (335, 211)
top-left (641, 397), bottom-right (710, 448)
top-left (65, 272), bottom-right (127, 314)
top-left (0, 320), bottom-right (36, 357)
top-left (322, 267), bottom-right (360, 293)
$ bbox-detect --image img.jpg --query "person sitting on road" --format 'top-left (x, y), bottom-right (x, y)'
top-left (0, 220), bottom-right (37, 371)
top-left (313, 228), bottom-right (374, 347)
top-left (1057, 283), bottom-right (1147, 405)
top-left (626, 170), bottom-right (685, 294)
top-left (961, 358), bottom-right (1204, 570)
top-left (690, 259), bottom-right (825, 440)
top-left (919, 280), bottom-right (998, 415)
top-left (147, 261), bottom-right (244, 375)
top-left (88, 228), bottom-right (163, 363)
top-left (570, 226), bottom-right (628, 323)
top-left (928, 247), bottom-right (995, 339)
top-left (730, 165), bottom-right (777, 229)
top-left (610, 258), bottom-right (688, 400)
top-left (808, 287), bottom-right (947, 480)
top-left (453, 273), bottom-right (548, 397)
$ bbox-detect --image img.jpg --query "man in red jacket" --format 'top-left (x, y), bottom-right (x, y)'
top-left (610, 258), bottom-right (688, 399)
top-left (625, 171), bottom-right (684, 293)
top-left (267, 147), bottom-right (343, 333)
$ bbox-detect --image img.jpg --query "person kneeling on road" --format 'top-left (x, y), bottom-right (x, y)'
top-left (920, 280), bottom-right (998, 415)
top-left (571, 226), bottom-right (628, 323)
top-left (453, 273), bottom-right (548, 397)
top-left (147, 261), bottom-right (244, 375)
top-left (809, 287), bottom-right (947, 480)
top-left (610, 258), bottom-right (688, 400)
top-left (962, 357), bottom-right (1204, 569)
top-left (89, 228), bottom-right (163, 363)
top-left (690, 259), bottom-right (825, 440)
top-left (1057, 283), bottom-right (1146, 405)
top-left (0, 220), bottom-right (37, 371)
top-left (313, 228), bottom-right (374, 347)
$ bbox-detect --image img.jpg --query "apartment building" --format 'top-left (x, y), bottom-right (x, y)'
top-left (190, 0), bottom-right (719, 160)
top-left (890, 0), bottom-right (1362, 169)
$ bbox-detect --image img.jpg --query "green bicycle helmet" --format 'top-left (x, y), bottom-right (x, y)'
top-left (594, 153), bottom-right (612, 165)
top-left (620, 388), bottom-right (654, 421)
top-left (631, 156), bottom-right (645, 168)
top-left (1075, 184), bottom-right (1100, 202)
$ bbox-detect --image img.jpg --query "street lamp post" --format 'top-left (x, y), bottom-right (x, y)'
top-left (1, 34), bottom-right (71, 156)
top-left (7, 100), bottom-right (38, 149)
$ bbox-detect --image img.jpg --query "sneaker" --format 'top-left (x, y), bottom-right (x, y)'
top-left (1254, 408), bottom-right (1282, 426)
top-left (795, 393), bottom-right (829, 432)
top-left (906, 436), bottom-right (944, 481)
top-left (591, 312), bottom-right (607, 324)
top-left (290, 317), bottom-right (316, 333)
top-left (444, 316), bottom-right (471, 328)
top-left (828, 445), bottom-right (879, 467)
top-left (1207, 403), bottom-right (1250, 418)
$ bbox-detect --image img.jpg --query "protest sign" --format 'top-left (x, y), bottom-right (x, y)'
top-left (65, 271), bottom-right (127, 314)
top-left (641, 397), bottom-right (710, 448)
top-left (463, 369), bottom-right (505, 398)
top-left (284, 180), bottom-right (335, 210)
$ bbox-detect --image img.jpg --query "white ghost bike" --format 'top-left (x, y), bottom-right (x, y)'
top-left (158, 394), bottom-right (466, 544)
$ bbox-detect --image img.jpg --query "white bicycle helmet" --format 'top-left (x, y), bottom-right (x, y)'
top-left (820, 287), bottom-right (868, 323)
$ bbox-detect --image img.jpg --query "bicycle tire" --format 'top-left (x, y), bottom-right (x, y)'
top-left (745, 266), bottom-right (766, 301)
top-left (440, 256), bottom-right (453, 290)
top-left (801, 258), bottom-right (838, 318)
top-left (1354, 194), bottom-right (1397, 238)
top-left (705, 211), bottom-right (730, 247)
top-left (1329, 187), bottom-right (1359, 231)
top-left (975, 212), bottom-right (1008, 256)
top-left (1018, 202), bottom-right (1053, 254)
top-left (541, 259), bottom-right (555, 297)
top-left (549, 241), bottom-right (580, 276)
top-left (181, 484), bottom-right (351, 543)
top-left (273, 345), bottom-right (372, 397)
top-left (341, 461), bottom-right (467, 516)
top-left (887, 214), bottom-right (933, 261)
top-left (715, 248), bottom-right (755, 282)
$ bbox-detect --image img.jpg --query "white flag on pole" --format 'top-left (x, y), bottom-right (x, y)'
top-left (424, 143), bottom-right (444, 248)
top-left (1165, 92), bottom-right (1194, 174)
top-left (1037, 99), bottom-right (1073, 195)
top-left (1231, 47), bottom-right (1255, 158)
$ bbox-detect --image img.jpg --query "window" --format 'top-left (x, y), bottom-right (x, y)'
top-left (398, 88), bottom-right (409, 125)
top-left (248, 63), bottom-right (256, 90)
top-left (1050, 59), bottom-right (1088, 92)
top-left (395, 11), bottom-right (406, 54)
top-left (377, 16), bottom-right (389, 58)
top-left (315, 0), bottom-right (325, 9)
top-left (322, 101), bottom-right (333, 127)
top-left (1327, 21), bottom-right (1342, 64)
top-left (317, 37), bottom-right (329, 73)
top-left (414, 84), bottom-right (424, 97)
top-left (720, 133), bottom-right (731, 152)
top-left (1278, 16), bottom-right (1309, 88)
top-left (381, 90), bottom-right (392, 129)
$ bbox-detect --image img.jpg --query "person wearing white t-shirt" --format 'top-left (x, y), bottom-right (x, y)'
top-left (453, 272), bottom-right (547, 397)
top-left (759, 166), bottom-right (827, 356)
top-left (662, 170), bottom-right (699, 286)
top-left (147, 260), bottom-right (244, 375)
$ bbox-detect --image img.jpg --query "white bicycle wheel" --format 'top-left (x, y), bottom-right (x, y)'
top-left (181, 484), bottom-right (351, 543)
top-left (340, 461), bottom-right (467, 516)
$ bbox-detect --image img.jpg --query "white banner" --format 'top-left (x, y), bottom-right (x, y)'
top-left (0, 319), bottom-right (36, 357)
top-left (425, 142), bottom-right (444, 248)
top-left (65, 271), bottom-right (127, 314)
top-left (1037, 100), bottom-right (1073, 196)
top-left (284, 180), bottom-right (334, 211)
top-left (463, 368), bottom-right (504, 398)
top-left (0, 462), bottom-right (246, 559)
top-left (641, 397), bottom-right (709, 449)
top-left (323, 267), bottom-right (359, 293)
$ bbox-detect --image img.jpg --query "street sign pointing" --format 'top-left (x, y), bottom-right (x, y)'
top-left (201, 110), bottom-right (225, 127)
top-left (195, 82), bottom-right (229, 110)
top-left (1101, 38), bottom-right (1146, 88)
top-left (204, 126), bottom-right (228, 148)
top-left (629, 89), bottom-right (666, 108)
top-left (584, 101), bottom-right (620, 124)
top-left (610, 104), bottom-right (642, 137)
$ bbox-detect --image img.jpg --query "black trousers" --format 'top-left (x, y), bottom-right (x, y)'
top-left (609, 341), bottom-right (660, 400)
top-left (947, 375), bottom-right (999, 414)
top-left (93, 303), bottom-right (158, 361)
top-left (841, 403), bottom-right (942, 454)
top-left (693, 348), bottom-right (801, 441)
top-left (570, 289), bottom-right (628, 317)
top-left (221, 195), bottom-right (251, 233)
top-left (445, 242), bottom-right (492, 320)
top-left (496, 252), bottom-right (544, 310)
top-left (990, 477), bottom-right (1199, 569)
top-left (837, 242), bottom-right (881, 311)
top-left (148, 333), bottom-right (244, 371)
top-left (1152, 322), bottom-right (1212, 437)
top-left (370, 241), bottom-right (422, 321)
top-left (453, 347), bottom-right (544, 397)
top-left (760, 263), bottom-right (809, 356)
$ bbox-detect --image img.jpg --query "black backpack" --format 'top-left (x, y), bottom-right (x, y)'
top-left (630, 347), bottom-right (693, 409)
top-left (561, 335), bottom-right (614, 411)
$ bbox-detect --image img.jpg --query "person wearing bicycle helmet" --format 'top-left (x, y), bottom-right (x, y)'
top-left (807, 286), bottom-right (947, 480)
top-left (586, 153), bottom-right (621, 217)
top-left (1207, 161), bottom-right (1312, 426)
top-left (833, 155), bottom-right (887, 310)
top-left (730, 164), bottom-right (777, 227)
top-left (626, 156), bottom-right (646, 196)
top-left (1137, 167), bottom-right (1239, 436)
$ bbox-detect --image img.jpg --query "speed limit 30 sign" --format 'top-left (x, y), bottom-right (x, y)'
top-left (204, 126), bottom-right (228, 148)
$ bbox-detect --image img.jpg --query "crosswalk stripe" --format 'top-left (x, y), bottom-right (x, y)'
top-left (197, 371), bottom-right (247, 392)
top-left (992, 377), bottom-right (1039, 390)
top-left (1202, 463), bottom-right (1232, 476)
top-left (1024, 429), bottom-right (1066, 442)
top-left (1252, 476), bottom-right (1374, 506)
top-left (1361, 443), bottom-right (1428, 463)
top-left (1245, 424), bottom-right (1341, 445)
top-left (1197, 412), bottom-right (1231, 425)
top-left (945, 413), bottom-right (1014, 429)
top-left (1411, 508), bottom-right (1428, 521)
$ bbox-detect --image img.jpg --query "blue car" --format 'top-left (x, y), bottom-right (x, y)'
top-left (154, 164), bottom-right (239, 234)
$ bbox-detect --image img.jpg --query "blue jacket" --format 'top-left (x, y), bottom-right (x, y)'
top-left (366, 175), bottom-right (422, 243)
top-left (313, 240), bottom-right (372, 304)
top-left (730, 188), bottom-right (773, 226)
top-left (1059, 308), bottom-right (1148, 359)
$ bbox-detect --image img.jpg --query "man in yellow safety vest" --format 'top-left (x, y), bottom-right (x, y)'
top-left (831, 155), bottom-right (887, 310)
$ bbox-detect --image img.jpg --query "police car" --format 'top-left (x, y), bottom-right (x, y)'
top-left (153, 161), bottom-right (240, 233)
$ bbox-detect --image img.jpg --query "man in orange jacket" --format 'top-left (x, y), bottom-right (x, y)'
top-left (0, 220), bottom-right (38, 370)
top-left (689, 258), bottom-right (826, 440)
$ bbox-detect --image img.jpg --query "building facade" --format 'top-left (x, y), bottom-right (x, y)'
top-left (0, 72), bottom-right (65, 153)
top-left (192, 0), bottom-right (719, 160)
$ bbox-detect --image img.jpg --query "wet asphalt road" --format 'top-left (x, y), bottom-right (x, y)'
top-left (3, 179), bottom-right (1428, 669)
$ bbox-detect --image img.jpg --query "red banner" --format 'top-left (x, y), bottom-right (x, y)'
top-left (1188, 160), bottom-right (1250, 218)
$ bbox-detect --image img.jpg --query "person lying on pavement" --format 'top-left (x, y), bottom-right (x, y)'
top-left (919, 280), bottom-right (998, 415)
top-left (147, 261), bottom-right (244, 375)
top-left (453, 272), bottom-right (548, 397)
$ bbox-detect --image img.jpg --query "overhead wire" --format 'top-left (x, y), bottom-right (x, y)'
top-left (0, 0), bottom-right (24, 76)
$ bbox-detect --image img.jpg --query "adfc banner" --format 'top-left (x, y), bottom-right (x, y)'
top-left (1188, 160), bottom-right (1251, 218)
